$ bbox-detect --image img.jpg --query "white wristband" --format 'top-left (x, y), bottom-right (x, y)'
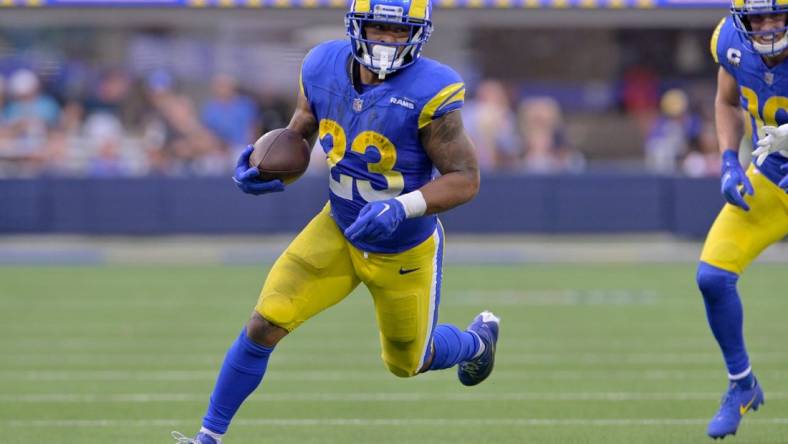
top-left (395, 190), bottom-right (427, 219)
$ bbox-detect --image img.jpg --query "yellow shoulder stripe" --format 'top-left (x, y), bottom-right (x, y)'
top-left (418, 82), bottom-right (465, 129)
top-left (438, 87), bottom-right (465, 113)
top-left (710, 17), bottom-right (726, 64)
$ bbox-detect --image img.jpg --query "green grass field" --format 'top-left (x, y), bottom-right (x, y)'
top-left (1, 263), bottom-right (787, 443)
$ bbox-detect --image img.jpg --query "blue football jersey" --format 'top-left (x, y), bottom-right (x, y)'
top-left (712, 16), bottom-right (788, 185)
top-left (300, 40), bottom-right (465, 253)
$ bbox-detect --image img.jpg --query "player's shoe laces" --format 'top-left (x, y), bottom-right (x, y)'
top-left (171, 431), bottom-right (222, 444)
top-left (707, 379), bottom-right (764, 439)
top-left (457, 310), bottom-right (500, 386)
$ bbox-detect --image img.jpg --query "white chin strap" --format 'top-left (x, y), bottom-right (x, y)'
top-left (363, 45), bottom-right (401, 80)
top-left (753, 32), bottom-right (788, 55)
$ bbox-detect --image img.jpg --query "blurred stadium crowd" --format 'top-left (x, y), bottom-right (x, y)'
top-left (0, 67), bottom-right (288, 178)
top-left (0, 24), bottom-right (723, 178)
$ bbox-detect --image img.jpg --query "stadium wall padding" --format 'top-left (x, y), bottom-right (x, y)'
top-left (0, 175), bottom-right (722, 238)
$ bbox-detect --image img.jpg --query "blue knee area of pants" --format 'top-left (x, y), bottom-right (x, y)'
top-left (428, 324), bottom-right (479, 371)
top-left (203, 329), bottom-right (273, 434)
top-left (696, 262), bottom-right (750, 376)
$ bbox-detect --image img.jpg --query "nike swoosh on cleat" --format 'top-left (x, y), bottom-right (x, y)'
top-left (399, 267), bottom-right (420, 275)
top-left (739, 393), bottom-right (758, 416)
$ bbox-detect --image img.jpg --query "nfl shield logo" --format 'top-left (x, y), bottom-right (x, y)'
top-left (765, 72), bottom-right (775, 85)
top-left (353, 98), bottom-right (363, 113)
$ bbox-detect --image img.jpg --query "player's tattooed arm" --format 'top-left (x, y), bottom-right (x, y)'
top-left (287, 89), bottom-right (319, 147)
top-left (715, 66), bottom-right (744, 154)
top-left (418, 110), bottom-right (480, 214)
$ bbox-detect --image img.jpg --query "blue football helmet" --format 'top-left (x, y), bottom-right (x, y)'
top-left (345, 0), bottom-right (433, 79)
top-left (731, 0), bottom-right (788, 56)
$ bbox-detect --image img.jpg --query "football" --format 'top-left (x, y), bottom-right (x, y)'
top-left (249, 128), bottom-right (311, 184)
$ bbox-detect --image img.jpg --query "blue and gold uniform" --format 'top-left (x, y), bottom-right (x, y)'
top-left (304, 39), bottom-right (464, 254)
top-left (190, 1), bottom-right (495, 439)
top-left (703, 16), bottom-right (788, 274)
top-left (255, 39), bottom-right (464, 376)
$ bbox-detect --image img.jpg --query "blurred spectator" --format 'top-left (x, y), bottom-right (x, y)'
top-left (0, 70), bottom-right (61, 175)
top-left (518, 97), bottom-right (584, 174)
top-left (60, 100), bottom-right (85, 136)
top-left (84, 70), bottom-right (139, 127)
top-left (462, 79), bottom-right (520, 171)
top-left (201, 74), bottom-right (260, 150)
top-left (84, 113), bottom-right (130, 177)
top-left (682, 120), bottom-right (721, 178)
top-left (142, 70), bottom-right (224, 176)
top-left (257, 88), bottom-right (294, 134)
top-left (3, 69), bottom-right (60, 140)
top-left (41, 130), bottom-right (71, 176)
top-left (620, 66), bottom-right (660, 137)
top-left (0, 75), bottom-right (7, 135)
top-left (644, 88), bottom-right (701, 174)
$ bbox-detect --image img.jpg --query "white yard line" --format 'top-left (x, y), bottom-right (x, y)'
top-left (5, 351), bottom-right (788, 365)
top-left (0, 337), bottom-right (729, 351)
top-left (2, 235), bottom-right (788, 265)
top-left (5, 418), bottom-right (788, 428)
top-left (2, 392), bottom-right (788, 403)
top-left (4, 369), bottom-right (788, 382)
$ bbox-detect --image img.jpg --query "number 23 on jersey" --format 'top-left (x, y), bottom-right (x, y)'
top-left (319, 119), bottom-right (405, 202)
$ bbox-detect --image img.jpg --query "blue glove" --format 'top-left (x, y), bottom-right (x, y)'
top-left (780, 163), bottom-right (788, 193)
top-left (232, 145), bottom-right (284, 195)
top-left (720, 149), bottom-right (754, 211)
top-left (344, 199), bottom-right (406, 243)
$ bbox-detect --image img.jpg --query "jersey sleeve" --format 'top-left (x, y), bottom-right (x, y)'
top-left (417, 66), bottom-right (466, 129)
top-left (300, 41), bottom-right (340, 104)
top-left (711, 16), bottom-right (735, 73)
top-left (299, 45), bottom-right (321, 103)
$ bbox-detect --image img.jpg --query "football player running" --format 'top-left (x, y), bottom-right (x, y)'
top-left (700, 0), bottom-right (788, 439)
top-left (172, 1), bottom-right (499, 442)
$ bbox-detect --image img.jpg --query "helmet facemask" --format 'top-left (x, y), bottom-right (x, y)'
top-left (346, 1), bottom-right (433, 79)
top-left (731, 0), bottom-right (788, 56)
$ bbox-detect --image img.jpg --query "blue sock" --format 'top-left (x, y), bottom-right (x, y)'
top-left (203, 329), bottom-right (273, 434)
top-left (427, 324), bottom-right (480, 371)
top-left (734, 372), bottom-right (756, 389)
top-left (696, 262), bottom-right (750, 379)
